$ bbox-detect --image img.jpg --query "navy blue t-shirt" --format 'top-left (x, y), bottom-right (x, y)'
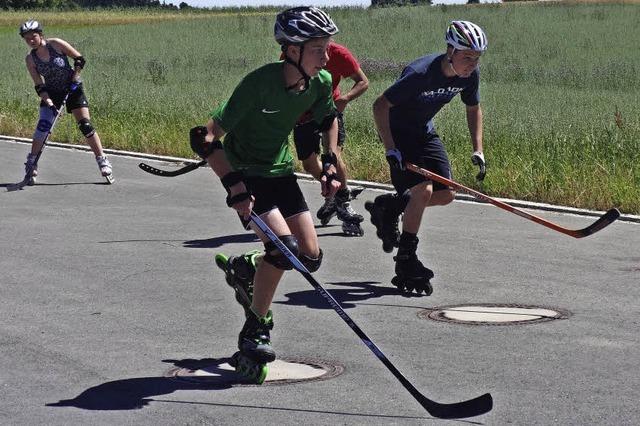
top-left (384, 53), bottom-right (479, 137)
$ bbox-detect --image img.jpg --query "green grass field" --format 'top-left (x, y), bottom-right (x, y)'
top-left (1, 2), bottom-right (639, 213)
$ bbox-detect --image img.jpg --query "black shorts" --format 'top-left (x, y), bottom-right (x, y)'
top-left (390, 131), bottom-right (452, 194)
top-left (238, 174), bottom-right (309, 229)
top-left (41, 86), bottom-right (89, 113)
top-left (293, 112), bottom-right (346, 161)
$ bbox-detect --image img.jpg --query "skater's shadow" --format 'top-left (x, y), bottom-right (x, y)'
top-left (315, 224), bottom-right (362, 238)
top-left (46, 358), bottom-right (235, 411)
top-left (277, 281), bottom-right (418, 310)
top-left (183, 233), bottom-right (259, 248)
top-left (1, 181), bottom-right (107, 189)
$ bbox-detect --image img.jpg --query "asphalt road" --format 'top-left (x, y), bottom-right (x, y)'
top-left (1, 138), bottom-right (639, 425)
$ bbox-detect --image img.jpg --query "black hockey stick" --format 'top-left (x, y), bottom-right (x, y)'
top-left (7, 92), bottom-right (71, 192)
top-left (250, 211), bottom-right (493, 419)
top-left (406, 163), bottom-right (620, 238)
top-left (138, 160), bottom-right (206, 177)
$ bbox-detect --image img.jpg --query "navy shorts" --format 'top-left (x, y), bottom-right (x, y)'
top-left (238, 174), bottom-right (309, 229)
top-left (390, 131), bottom-right (452, 195)
top-left (293, 112), bottom-right (346, 161)
top-left (41, 86), bottom-right (89, 113)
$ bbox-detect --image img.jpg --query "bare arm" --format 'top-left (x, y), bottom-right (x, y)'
top-left (320, 116), bottom-right (338, 155)
top-left (25, 55), bottom-right (53, 106)
top-left (372, 94), bottom-right (396, 151)
top-left (204, 118), bottom-right (253, 219)
top-left (466, 104), bottom-right (483, 153)
top-left (334, 67), bottom-right (369, 113)
top-left (320, 117), bottom-right (340, 197)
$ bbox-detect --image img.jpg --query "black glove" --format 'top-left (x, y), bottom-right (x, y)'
top-left (471, 151), bottom-right (486, 181)
top-left (385, 148), bottom-right (404, 171)
top-left (189, 126), bottom-right (222, 159)
top-left (69, 81), bottom-right (81, 93)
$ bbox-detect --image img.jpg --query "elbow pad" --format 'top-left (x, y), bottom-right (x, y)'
top-left (74, 56), bottom-right (86, 69)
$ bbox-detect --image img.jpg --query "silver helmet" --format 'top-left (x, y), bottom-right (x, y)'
top-left (19, 19), bottom-right (43, 37)
top-left (445, 20), bottom-right (487, 52)
top-left (274, 6), bottom-right (339, 45)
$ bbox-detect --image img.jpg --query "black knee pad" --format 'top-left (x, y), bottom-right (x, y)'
top-left (300, 248), bottom-right (323, 272)
top-left (263, 235), bottom-right (299, 270)
top-left (78, 118), bottom-right (95, 138)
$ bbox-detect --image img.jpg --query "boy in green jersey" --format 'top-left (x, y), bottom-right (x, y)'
top-left (190, 7), bottom-right (341, 383)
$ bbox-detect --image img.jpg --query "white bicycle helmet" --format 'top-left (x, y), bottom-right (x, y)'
top-left (274, 6), bottom-right (339, 45)
top-left (445, 20), bottom-right (487, 52)
top-left (19, 19), bottom-right (43, 37)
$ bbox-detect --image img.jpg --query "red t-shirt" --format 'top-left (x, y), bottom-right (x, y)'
top-left (324, 42), bottom-right (360, 100)
top-left (280, 42), bottom-right (360, 124)
top-left (280, 41), bottom-right (360, 101)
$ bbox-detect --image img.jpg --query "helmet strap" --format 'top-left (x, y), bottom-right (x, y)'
top-left (447, 48), bottom-right (460, 77)
top-left (283, 44), bottom-right (311, 91)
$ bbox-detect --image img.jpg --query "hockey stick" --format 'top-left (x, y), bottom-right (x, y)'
top-left (7, 92), bottom-right (71, 192)
top-left (138, 160), bottom-right (206, 177)
top-left (250, 211), bottom-right (493, 419)
top-left (406, 162), bottom-right (620, 238)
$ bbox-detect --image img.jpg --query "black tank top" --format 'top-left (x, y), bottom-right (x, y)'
top-left (31, 42), bottom-right (73, 93)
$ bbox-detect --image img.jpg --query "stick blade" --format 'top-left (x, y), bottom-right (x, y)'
top-left (138, 162), bottom-right (200, 177)
top-left (419, 392), bottom-right (493, 419)
top-left (573, 208), bottom-right (621, 238)
top-left (6, 176), bottom-right (31, 192)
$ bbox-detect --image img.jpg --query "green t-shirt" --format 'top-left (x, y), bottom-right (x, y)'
top-left (211, 62), bottom-right (335, 177)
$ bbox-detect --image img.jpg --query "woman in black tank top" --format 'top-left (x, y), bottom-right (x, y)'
top-left (20, 19), bottom-right (114, 184)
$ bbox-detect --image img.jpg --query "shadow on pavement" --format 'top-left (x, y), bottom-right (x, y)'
top-left (45, 359), bottom-right (446, 423)
top-left (183, 233), bottom-right (260, 248)
top-left (277, 281), bottom-right (424, 310)
top-left (46, 358), bottom-right (235, 411)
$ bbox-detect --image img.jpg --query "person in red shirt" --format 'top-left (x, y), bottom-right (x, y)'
top-left (290, 41), bottom-right (369, 236)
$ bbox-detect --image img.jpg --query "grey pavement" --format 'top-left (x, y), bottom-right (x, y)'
top-left (1, 138), bottom-right (639, 426)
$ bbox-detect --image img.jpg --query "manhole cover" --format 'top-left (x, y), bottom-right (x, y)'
top-left (419, 303), bottom-right (570, 326)
top-left (167, 356), bottom-right (344, 387)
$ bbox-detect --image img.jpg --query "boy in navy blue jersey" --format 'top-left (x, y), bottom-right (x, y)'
top-left (366, 20), bottom-right (488, 296)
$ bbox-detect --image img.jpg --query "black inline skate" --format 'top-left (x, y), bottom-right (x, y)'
top-left (364, 193), bottom-right (401, 253)
top-left (229, 351), bottom-right (269, 385)
top-left (335, 189), bottom-right (364, 237)
top-left (215, 250), bottom-right (261, 315)
top-left (238, 310), bottom-right (276, 364)
top-left (391, 235), bottom-right (434, 295)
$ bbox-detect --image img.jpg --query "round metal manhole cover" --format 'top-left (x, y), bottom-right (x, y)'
top-left (166, 356), bottom-right (344, 387)
top-left (419, 303), bottom-right (571, 326)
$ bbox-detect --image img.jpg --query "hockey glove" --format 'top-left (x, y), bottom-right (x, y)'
top-left (471, 151), bottom-right (486, 181)
top-left (385, 148), bottom-right (404, 171)
top-left (190, 126), bottom-right (222, 159)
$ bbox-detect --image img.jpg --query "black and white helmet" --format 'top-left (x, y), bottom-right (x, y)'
top-left (19, 19), bottom-right (43, 36)
top-left (274, 6), bottom-right (339, 45)
top-left (445, 20), bottom-right (487, 52)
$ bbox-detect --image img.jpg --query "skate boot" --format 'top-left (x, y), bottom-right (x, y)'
top-left (316, 196), bottom-right (337, 226)
top-left (214, 250), bottom-right (261, 315)
top-left (238, 310), bottom-right (276, 363)
top-left (364, 193), bottom-right (401, 253)
top-left (96, 155), bottom-right (114, 184)
top-left (335, 190), bottom-right (364, 237)
top-left (24, 153), bottom-right (38, 185)
top-left (391, 235), bottom-right (434, 296)
top-left (229, 351), bottom-right (268, 384)
top-left (335, 190), bottom-right (364, 223)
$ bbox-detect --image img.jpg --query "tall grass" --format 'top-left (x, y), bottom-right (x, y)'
top-left (0, 2), bottom-right (638, 213)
